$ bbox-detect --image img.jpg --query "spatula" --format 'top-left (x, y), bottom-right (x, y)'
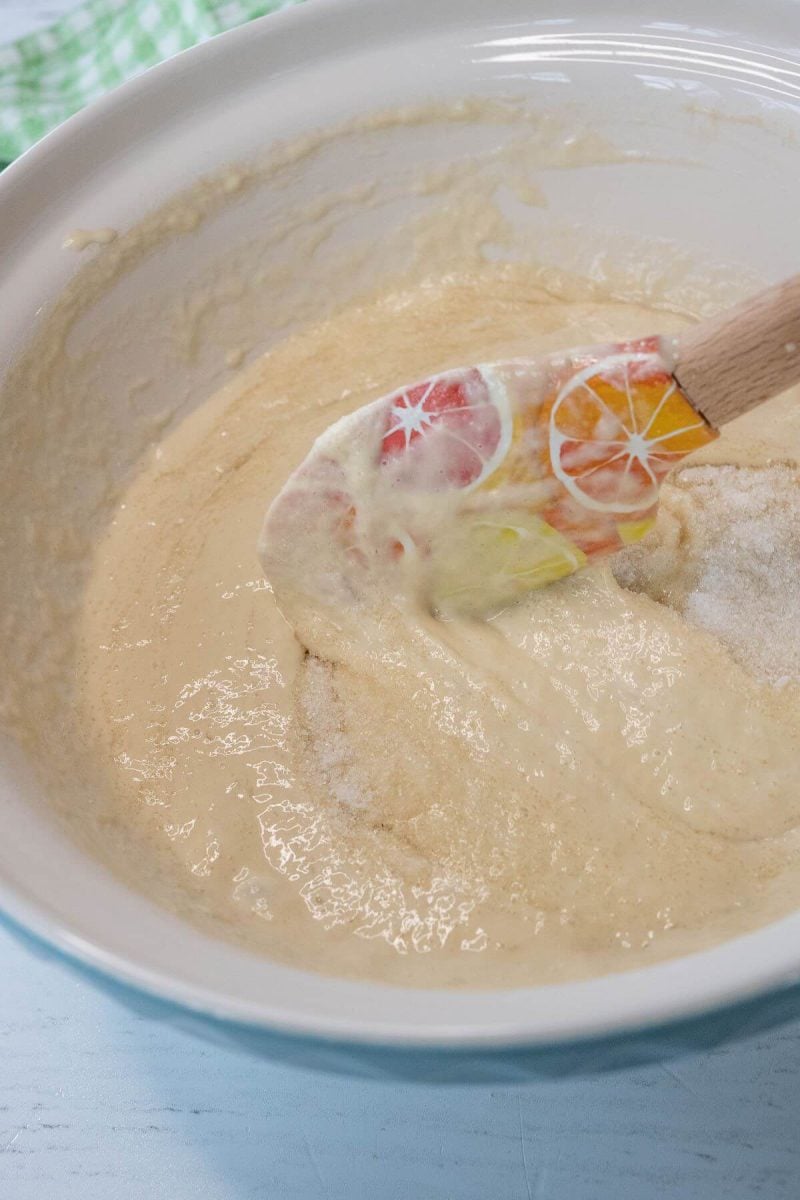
top-left (260, 274), bottom-right (800, 617)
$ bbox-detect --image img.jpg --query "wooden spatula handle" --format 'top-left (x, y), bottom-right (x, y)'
top-left (674, 274), bottom-right (800, 427)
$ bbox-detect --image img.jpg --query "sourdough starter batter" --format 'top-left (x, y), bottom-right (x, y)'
top-left (77, 267), bottom-right (800, 988)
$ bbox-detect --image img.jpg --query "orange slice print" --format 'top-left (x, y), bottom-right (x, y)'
top-left (547, 352), bottom-right (715, 516)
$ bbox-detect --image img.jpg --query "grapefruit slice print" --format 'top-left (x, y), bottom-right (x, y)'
top-left (547, 352), bottom-right (713, 516)
top-left (380, 366), bottom-right (512, 491)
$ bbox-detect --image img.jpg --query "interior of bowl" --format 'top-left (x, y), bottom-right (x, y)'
top-left (1, 0), bottom-right (800, 1047)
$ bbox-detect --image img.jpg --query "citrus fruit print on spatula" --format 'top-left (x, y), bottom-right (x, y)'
top-left (260, 275), bottom-right (800, 618)
top-left (260, 335), bottom-right (717, 617)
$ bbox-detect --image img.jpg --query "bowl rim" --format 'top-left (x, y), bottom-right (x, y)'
top-left (3, 0), bottom-right (800, 1052)
top-left (3, 866), bottom-right (800, 1051)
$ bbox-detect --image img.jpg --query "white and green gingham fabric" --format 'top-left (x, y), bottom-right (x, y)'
top-left (0, 0), bottom-right (304, 166)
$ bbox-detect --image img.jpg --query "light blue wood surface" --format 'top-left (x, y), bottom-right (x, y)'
top-left (2, 923), bottom-right (800, 1198)
top-left (2, 3), bottom-right (800, 1196)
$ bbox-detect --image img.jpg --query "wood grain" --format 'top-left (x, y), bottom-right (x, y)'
top-left (676, 276), bottom-right (800, 427)
top-left (2, 923), bottom-right (800, 1200)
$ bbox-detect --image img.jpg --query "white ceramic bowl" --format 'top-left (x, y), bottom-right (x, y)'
top-left (2, 0), bottom-right (800, 1081)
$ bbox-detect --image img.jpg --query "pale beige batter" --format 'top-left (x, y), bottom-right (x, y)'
top-left (76, 265), bottom-right (800, 988)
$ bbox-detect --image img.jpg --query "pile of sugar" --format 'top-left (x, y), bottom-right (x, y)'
top-left (614, 464), bottom-right (800, 687)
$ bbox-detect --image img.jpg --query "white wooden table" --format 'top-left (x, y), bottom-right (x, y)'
top-left (2, 3), bottom-right (800, 1196)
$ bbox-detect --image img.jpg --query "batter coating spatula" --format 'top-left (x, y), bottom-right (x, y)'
top-left (260, 275), bottom-right (800, 617)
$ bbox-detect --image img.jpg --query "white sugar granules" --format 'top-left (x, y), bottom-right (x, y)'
top-left (614, 464), bottom-right (800, 687)
top-left (298, 655), bottom-right (373, 807)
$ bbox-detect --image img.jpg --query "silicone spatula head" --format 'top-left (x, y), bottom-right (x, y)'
top-left (260, 336), bottom-right (716, 617)
top-left (260, 275), bottom-right (800, 618)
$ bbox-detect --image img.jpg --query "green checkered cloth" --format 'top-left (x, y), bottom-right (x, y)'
top-left (0, 0), bottom-right (304, 165)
